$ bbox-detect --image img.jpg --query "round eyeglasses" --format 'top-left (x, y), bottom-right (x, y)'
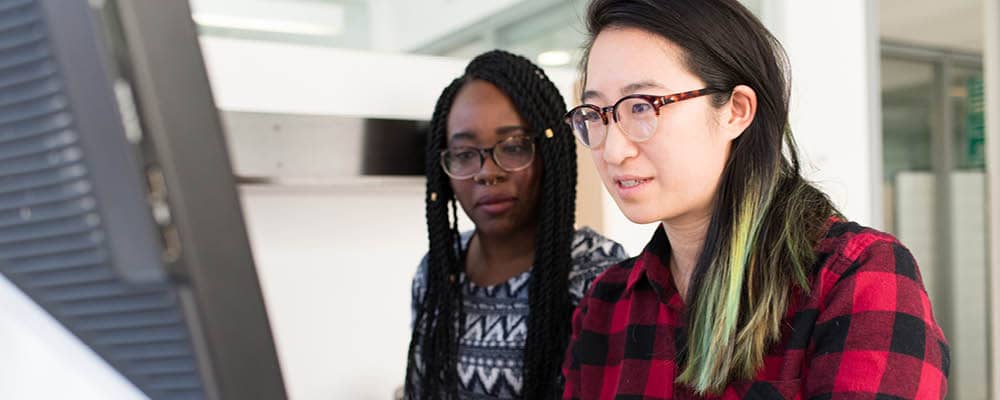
top-left (439, 135), bottom-right (536, 179)
top-left (563, 88), bottom-right (724, 148)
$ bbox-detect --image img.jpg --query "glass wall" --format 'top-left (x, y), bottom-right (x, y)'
top-left (882, 47), bottom-right (987, 400)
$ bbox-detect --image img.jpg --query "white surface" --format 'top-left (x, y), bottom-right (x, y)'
top-left (895, 171), bottom-right (990, 400)
top-left (983, 0), bottom-right (1000, 397)
top-left (372, 0), bottom-right (524, 52)
top-left (239, 184), bottom-right (472, 400)
top-left (191, 0), bottom-right (344, 37)
top-left (0, 276), bottom-right (148, 400)
top-left (763, 0), bottom-right (881, 228)
top-left (199, 37), bottom-right (468, 120)
top-left (879, 0), bottom-right (983, 53)
top-left (600, 188), bottom-right (656, 257)
top-left (219, 112), bottom-right (367, 178)
top-left (893, 172), bottom-right (936, 296)
top-left (949, 172), bottom-right (989, 400)
top-left (198, 36), bottom-right (579, 121)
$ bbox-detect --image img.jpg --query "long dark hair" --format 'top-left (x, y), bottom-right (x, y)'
top-left (582, 0), bottom-right (836, 394)
top-left (404, 50), bottom-right (577, 399)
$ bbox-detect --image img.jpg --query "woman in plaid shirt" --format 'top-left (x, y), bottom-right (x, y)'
top-left (560, 0), bottom-right (949, 398)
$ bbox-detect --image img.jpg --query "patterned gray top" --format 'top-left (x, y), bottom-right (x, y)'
top-left (410, 227), bottom-right (627, 399)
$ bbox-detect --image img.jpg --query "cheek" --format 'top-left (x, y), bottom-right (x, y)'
top-left (590, 149), bottom-right (611, 182)
top-left (647, 132), bottom-right (730, 193)
top-left (449, 179), bottom-right (475, 204)
top-left (517, 167), bottom-right (541, 199)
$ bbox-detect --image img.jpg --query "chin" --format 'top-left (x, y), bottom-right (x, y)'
top-left (622, 212), bottom-right (662, 225)
top-left (471, 218), bottom-right (516, 236)
top-left (613, 201), bottom-right (663, 225)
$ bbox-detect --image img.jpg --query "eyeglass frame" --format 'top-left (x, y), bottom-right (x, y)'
top-left (438, 133), bottom-right (540, 180)
top-left (563, 87), bottom-right (726, 148)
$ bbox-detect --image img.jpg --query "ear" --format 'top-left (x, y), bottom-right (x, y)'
top-left (719, 84), bottom-right (757, 140)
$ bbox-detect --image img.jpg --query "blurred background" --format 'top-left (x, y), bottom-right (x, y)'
top-left (0, 0), bottom-right (998, 399)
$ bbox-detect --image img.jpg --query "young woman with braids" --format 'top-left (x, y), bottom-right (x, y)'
top-left (405, 50), bottom-right (627, 399)
top-left (561, 1), bottom-right (949, 399)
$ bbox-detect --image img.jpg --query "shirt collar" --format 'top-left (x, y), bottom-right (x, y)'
top-left (625, 225), bottom-right (676, 300)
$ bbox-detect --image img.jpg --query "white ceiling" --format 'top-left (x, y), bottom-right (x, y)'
top-left (187, 1), bottom-right (988, 57)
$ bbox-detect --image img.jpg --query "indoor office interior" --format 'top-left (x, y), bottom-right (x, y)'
top-left (0, 0), bottom-right (998, 399)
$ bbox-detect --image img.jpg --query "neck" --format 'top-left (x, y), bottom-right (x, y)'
top-left (466, 225), bottom-right (536, 286)
top-left (661, 211), bottom-right (712, 300)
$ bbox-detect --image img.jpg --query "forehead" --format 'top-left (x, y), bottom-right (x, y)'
top-left (584, 27), bottom-right (692, 98)
top-left (447, 80), bottom-right (525, 141)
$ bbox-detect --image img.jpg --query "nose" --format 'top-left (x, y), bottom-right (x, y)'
top-left (473, 151), bottom-right (506, 185)
top-left (601, 120), bottom-right (638, 166)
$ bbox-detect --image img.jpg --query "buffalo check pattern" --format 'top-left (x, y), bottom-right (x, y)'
top-left (562, 220), bottom-right (949, 399)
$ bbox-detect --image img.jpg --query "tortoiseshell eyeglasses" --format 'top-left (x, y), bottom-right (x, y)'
top-left (563, 88), bottom-right (725, 148)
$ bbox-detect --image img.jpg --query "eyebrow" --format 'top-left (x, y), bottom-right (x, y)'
top-left (449, 125), bottom-right (527, 142)
top-left (449, 131), bottom-right (476, 142)
top-left (581, 80), bottom-right (671, 104)
top-left (496, 125), bottom-right (527, 135)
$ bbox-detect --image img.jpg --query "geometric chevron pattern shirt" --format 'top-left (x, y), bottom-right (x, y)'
top-left (411, 227), bottom-right (628, 399)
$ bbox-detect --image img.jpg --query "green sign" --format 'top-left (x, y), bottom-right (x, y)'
top-left (965, 76), bottom-right (985, 168)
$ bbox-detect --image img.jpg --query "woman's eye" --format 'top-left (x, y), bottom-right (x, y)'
top-left (503, 145), bottom-right (528, 154)
top-left (631, 103), bottom-right (652, 113)
top-left (454, 151), bottom-right (476, 161)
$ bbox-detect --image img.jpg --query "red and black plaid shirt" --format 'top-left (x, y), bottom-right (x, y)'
top-left (562, 220), bottom-right (949, 399)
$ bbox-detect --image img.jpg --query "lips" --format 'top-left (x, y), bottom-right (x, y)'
top-left (476, 194), bottom-right (517, 215)
top-left (613, 175), bottom-right (653, 188)
top-left (611, 174), bottom-right (653, 197)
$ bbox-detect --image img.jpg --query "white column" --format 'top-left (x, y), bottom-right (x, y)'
top-left (984, 0), bottom-right (1000, 397)
top-left (761, 0), bottom-right (882, 229)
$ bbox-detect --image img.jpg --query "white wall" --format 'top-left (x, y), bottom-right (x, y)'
top-left (984, 0), bottom-right (1000, 397)
top-left (896, 172), bottom-right (990, 400)
top-left (368, 0), bottom-right (525, 52)
top-left (599, 190), bottom-right (656, 257)
top-left (238, 184), bottom-right (428, 399)
top-left (199, 36), bottom-right (579, 120)
top-left (0, 277), bottom-right (147, 400)
top-left (189, 0), bottom-right (347, 38)
top-left (200, 37), bottom-right (466, 120)
top-left (761, 0), bottom-right (881, 228)
top-left (949, 172), bottom-right (990, 400)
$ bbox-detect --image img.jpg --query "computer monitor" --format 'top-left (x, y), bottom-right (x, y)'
top-left (0, 1), bottom-right (286, 399)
